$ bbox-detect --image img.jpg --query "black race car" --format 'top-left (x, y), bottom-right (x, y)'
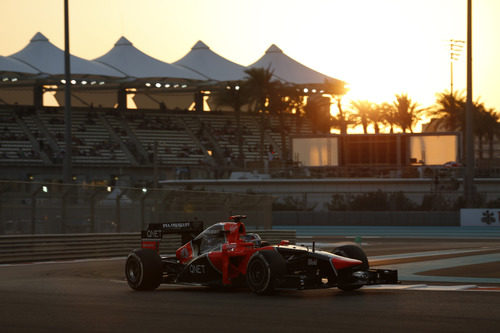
top-left (125, 215), bottom-right (398, 294)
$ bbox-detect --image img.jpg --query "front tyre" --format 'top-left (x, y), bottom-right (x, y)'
top-left (246, 250), bottom-right (286, 295)
top-left (333, 244), bottom-right (369, 291)
top-left (125, 249), bottom-right (162, 291)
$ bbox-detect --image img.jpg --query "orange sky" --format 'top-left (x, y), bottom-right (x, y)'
top-left (1, 0), bottom-right (499, 116)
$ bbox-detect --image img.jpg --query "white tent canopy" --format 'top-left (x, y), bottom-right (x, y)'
top-left (174, 40), bottom-right (247, 81)
top-left (9, 32), bottom-right (124, 78)
top-left (95, 37), bottom-right (205, 81)
top-left (0, 56), bottom-right (38, 75)
top-left (248, 44), bottom-right (340, 85)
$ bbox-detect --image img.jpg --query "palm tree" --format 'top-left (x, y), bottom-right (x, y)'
top-left (429, 91), bottom-right (465, 132)
top-left (429, 91), bottom-right (500, 162)
top-left (268, 83), bottom-right (306, 161)
top-left (243, 67), bottom-right (279, 163)
top-left (392, 94), bottom-right (423, 133)
top-left (350, 100), bottom-right (373, 134)
top-left (303, 93), bottom-right (332, 134)
top-left (321, 79), bottom-right (350, 135)
top-left (378, 102), bottom-right (396, 133)
top-left (213, 82), bottom-right (248, 163)
top-left (369, 103), bottom-right (388, 134)
top-left (483, 109), bottom-right (500, 160)
top-left (475, 107), bottom-right (500, 160)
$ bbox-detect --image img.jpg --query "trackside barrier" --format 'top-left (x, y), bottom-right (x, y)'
top-left (0, 230), bottom-right (296, 264)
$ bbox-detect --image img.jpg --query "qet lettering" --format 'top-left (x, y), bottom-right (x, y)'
top-left (189, 264), bottom-right (206, 274)
top-left (146, 229), bottom-right (162, 238)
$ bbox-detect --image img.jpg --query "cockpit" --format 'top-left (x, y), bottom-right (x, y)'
top-left (192, 223), bottom-right (227, 255)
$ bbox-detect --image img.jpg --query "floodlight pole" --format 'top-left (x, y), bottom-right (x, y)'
top-left (464, 0), bottom-right (474, 207)
top-left (63, 0), bottom-right (72, 183)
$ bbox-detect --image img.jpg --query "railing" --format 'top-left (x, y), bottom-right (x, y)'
top-left (0, 181), bottom-right (274, 234)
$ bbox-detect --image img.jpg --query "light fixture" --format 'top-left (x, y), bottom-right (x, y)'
top-left (2, 77), bottom-right (9, 82)
top-left (11, 77), bottom-right (18, 82)
top-left (42, 186), bottom-right (48, 193)
top-left (81, 80), bottom-right (87, 85)
top-left (155, 83), bottom-right (162, 88)
top-left (145, 82), bottom-right (151, 87)
top-left (90, 81), bottom-right (97, 85)
top-left (99, 81), bottom-right (105, 85)
top-left (71, 79), bottom-right (76, 84)
top-left (142, 187), bottom-right (147, 193)
top-left (235, 85), bottom-right (240, 91)
top-left (181, 84), bottom-right (187, 88)
top-left (303, 88), bottom-right (309, 93)
top-left (106, 186), bottom-right (112, 192)
top-left (164, 83), bottom-right (170, 88)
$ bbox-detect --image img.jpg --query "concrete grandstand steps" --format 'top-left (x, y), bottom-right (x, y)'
top-left (128, 111), bottom-right (205, 166)
top-left (0, 109), bottom-right (42, 163)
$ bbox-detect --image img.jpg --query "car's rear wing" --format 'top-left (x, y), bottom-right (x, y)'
top-left (141, 221), bottom-right (204, 252)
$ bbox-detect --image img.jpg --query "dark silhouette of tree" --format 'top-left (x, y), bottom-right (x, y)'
top-left (350, 100), bottom-right (373, 134)
top-left (243, 67), bottom-right (279, 163)
top-left (476, 107), bottom-right (500, 160)
top-left (213, 82), bottom-right (248, 163)
top-left (393, 94), bottom-right (423, 133)
top-left (303, 93), bottom-right (332, 134)
top-left (378, 102), bottom-right (396, 133)
top-left (429, 91), bottom-right (465, 131)
top-left (268, 83), bottom-right (306, 162)
top-left (330, 97), bottom-right (353, 135)
top-left (321, 79), bottom-right (350, 135)
top-left (368, 103), bottom-right (387, 134)
top-left (429, 91), bottom-right (500, 161)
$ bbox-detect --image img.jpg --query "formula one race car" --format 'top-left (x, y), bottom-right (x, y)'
top-left (125, 216), bottom-right (398, 294)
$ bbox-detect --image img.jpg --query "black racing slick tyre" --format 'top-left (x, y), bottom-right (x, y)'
top-left (125, 248), bottom-right (162, 291)
top-left (333, 243), bottom-right (369, 291)
top-left (246, 250), bottom-right (286, 295)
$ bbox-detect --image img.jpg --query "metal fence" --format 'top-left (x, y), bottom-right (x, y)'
top-left (0, 181), bottom-right (273, 235)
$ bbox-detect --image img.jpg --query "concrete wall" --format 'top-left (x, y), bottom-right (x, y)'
top-left (273, 211), bottom-right (460, 226)
top-left (160, 178), bottom-right (500, 212)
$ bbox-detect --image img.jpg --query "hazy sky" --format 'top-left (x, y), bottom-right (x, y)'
top-left (1, 0), bottom-right (499, 112)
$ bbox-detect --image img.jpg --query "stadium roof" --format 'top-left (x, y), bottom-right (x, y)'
top-left (9, 32), bottom-right (124, 78)
top-left (0, 56), bottom-right (38, 75)
top-left (248, 44), bottom-right (340, 85)
top-left (94, 37), bottom-right (205, 81)
top-left (173, 40), bottom-right (247, 81)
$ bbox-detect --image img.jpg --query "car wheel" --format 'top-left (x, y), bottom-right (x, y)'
top-left (333, 244), bottom-right (369, 291)
top-left (125, 248), bottom-right (162, 291)
top-left (246, 250), bottom-right (285, 295)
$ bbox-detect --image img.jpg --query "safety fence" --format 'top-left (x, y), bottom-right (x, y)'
top-left (0, 230), bottom-right (296, 264)
top-left (0, 181), bottom-right (274, 235)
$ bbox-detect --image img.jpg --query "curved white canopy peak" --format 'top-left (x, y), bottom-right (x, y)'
top-left (174, 40), bottom-right (247, 81)
top-left (94, 36), bottom-right (205, 80)
top-left (9, 32), bottom-right (124, 77)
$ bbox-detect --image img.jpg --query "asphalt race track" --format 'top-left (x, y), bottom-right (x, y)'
top-left (1, 236), bottom-right (499, 332)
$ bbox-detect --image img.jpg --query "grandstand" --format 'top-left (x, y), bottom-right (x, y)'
top-left (0, 104), bottom-right (315, 184)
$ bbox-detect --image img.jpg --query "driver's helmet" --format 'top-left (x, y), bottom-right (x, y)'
top-left (241, 233), bottom-right (262, 247)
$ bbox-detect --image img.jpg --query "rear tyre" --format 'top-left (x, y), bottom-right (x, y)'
top-left (333, 244), bottom-right (369, 291)
top-left (246, 250), bottom-right (285, 295)
top-left (125, 248), bottom-right (162, 291)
